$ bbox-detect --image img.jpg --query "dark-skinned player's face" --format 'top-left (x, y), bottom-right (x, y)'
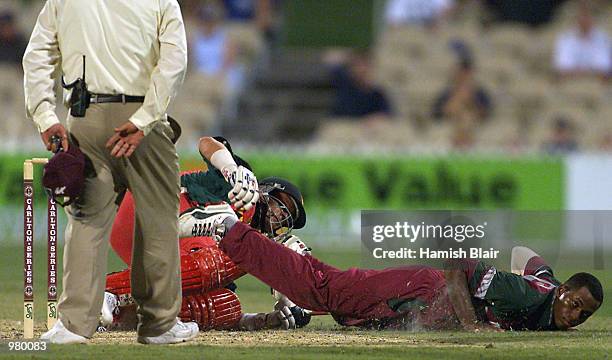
top-left (553, 285), bottom-right (600, 329)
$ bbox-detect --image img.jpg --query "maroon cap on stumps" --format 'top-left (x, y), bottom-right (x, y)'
top-left (42, 145), bottom-right (86, 206)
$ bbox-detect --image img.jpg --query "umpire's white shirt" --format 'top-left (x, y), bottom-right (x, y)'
top-left (23, 0), bottom-right (188, 135)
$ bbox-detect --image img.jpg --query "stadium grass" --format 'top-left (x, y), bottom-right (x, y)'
top-left (0, 242), bottom-right (610, 359)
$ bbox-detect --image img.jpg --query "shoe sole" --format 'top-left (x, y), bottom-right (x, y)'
top-left (191, 210), bottom-right (232, 220)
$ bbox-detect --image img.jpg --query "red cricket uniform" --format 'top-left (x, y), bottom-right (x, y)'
top-left (220, 222), bottom-right (459, 330)
top-left (106, 189), bottom-right (244, 331)
top-left (110, 190), bottom-right (216, 265)
top-left (106, 169), bottom-right (251, 331)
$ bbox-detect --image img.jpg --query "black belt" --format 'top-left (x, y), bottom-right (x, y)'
top-left (89, 94), bottom-right (145, 104)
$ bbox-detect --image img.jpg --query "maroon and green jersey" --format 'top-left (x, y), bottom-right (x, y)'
top-left (461, 257), bottom-right (560, 330)
top-left (180, 156), bottom-right (232, 206)
top-left (180, 169), bottom-right (231, 205)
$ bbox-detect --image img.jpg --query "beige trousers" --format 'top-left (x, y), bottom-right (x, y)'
top-left (58, 103), bottom-right (181, 338)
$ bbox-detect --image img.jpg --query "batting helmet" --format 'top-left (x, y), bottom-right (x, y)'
top-left (258, 177), bottom-right (306, 230)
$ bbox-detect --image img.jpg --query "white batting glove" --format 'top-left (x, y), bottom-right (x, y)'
top-left (273, 301), bottom-right (312, 329)
top-left (227, 166), bottom-right (259, 211)
top-left (238, 308), bottom-right (296, 331)
top-left (274, 306), bottom-right (296, 330)
top-left (281, 235), bottom-right (312, 256)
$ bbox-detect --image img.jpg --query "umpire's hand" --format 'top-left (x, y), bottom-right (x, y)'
top-left (41, 123), bottom-right (69, 152)
top-left (106, 121), bottom-right (144, 158)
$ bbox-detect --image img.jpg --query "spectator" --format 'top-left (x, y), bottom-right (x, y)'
top-left (384, 0), bottom-right (454, 28)
top-left (224, 0), bottom-right (273, 33)
top-left (222, 0), bottom-right (274, 65)
top-left (553, 3), bottom-right (611, 80)
top-left (192, 4), bottom-right (241, 87)
top-left (0, 9), bottom-right (28, 150)
top-left (432, 58), bottom-right (492, 122)
top-left (326, 50), bottom-right (393, 121)
top-left (543, 117), bottom-right (579, 154)
top-left (0, 10), bottom-right (27, 65)
top-left (190, 3), bottom-right (244, 124)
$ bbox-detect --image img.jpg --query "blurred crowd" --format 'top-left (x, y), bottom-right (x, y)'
top-left (0, 0), bottom-right (611, 154)
top-left (320, 0), bottom-right (612, 153)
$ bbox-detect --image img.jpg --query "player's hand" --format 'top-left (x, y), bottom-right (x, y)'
top-left (288, 306), bottom-right (311, 328)
top-left (274, 301), bottom-right (312, 329)
top-left (267, 306), bottom-right (296, 330)
top-left (41, 123), bottom-right (69, 152)
top-left (227, 166), bottom-right (259, 211)
top-left (105, 121), bottom-right (144, 158)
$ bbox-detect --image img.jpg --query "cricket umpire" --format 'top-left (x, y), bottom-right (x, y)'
top-left (23, 0), bottom-right (197, 344)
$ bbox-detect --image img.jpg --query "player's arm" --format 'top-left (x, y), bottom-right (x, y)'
top-left (198, 136), bottom-right (259, 211)
top-left (445, 260), bottom-right (480, 331)
top-left (445, 259), bottom-right (502, 332)
top-left (198, 136), bottom-right (225, 161)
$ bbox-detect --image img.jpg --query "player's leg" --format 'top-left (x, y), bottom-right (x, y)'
top-left (106, 287), bottom-right (291, 332)
top-left (219, 222), bottom-right (456, 325)
top-left (180, 288), bottom-right (243, 330)
top-left (325, 265), bottom-right (451, 324)
top-left (105, 237), bottom-right (235, 299)
top-left (307, 254), bottom-right (341, 274)
top-left (109, 191), bottom-right (135, 265)
top-left (106, 244), bottom-right (244, 301)
top-left (180, 235), bottom-right (217, 254)
top-left (104, 242), bottom-right (245, 330)
top-left (103, 287), bottom-right (242, 332)
top-left (219, 222), bottom-right (347, 313)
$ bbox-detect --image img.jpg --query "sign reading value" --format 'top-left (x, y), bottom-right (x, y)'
top-left (0, 154), bottom-right (562, 210)
top-left (182, 155), bottom-right (563, 211)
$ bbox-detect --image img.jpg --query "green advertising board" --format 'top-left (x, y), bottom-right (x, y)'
top-left (181, 154), bottom-right (564, 211)
top-left (0, 153), bottom-right (563, 246)
top-left (0, 154), bottom-right (47, 205)
top-left (0, 154), bottom-right (562, 210)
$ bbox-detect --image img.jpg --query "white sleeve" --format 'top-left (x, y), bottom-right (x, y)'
top-left (129, 0), bottom-right (187, 135)
top-left (23, 0), bottom-right (61, 133)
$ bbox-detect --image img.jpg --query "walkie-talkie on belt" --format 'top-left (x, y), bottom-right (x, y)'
top-left (62, 55), bottom-right (90, 117)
